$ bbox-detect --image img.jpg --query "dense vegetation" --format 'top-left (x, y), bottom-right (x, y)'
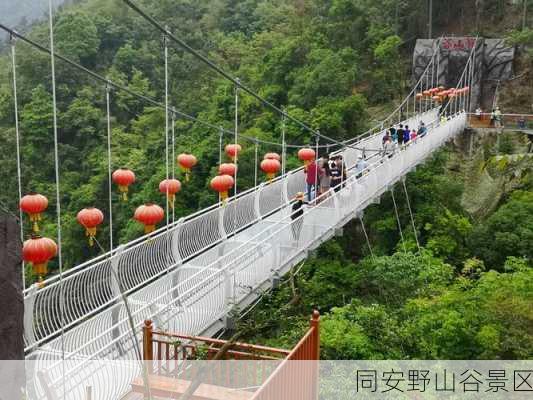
top-left (0, 0), bottom-right (531, 359)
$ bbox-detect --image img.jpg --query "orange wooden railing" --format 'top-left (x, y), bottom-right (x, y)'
top-left (140, 311), bottom-right (320, 400)
top-left (248, 311), bottom-right (320, 400)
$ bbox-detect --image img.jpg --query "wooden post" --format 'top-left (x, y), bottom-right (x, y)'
top-left (143, 320), bottom-right (153, 361)
top-left (310, 310), bottom-right (320, 361)
top-left (0, 213), bottom-right (23, 359)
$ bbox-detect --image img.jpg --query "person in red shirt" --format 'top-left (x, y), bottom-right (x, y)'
top-left (305, 159), bottom-right (322, 202)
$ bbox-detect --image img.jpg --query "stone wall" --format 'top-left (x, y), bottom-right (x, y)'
top-left (412, 37), bottom-right (515, 111)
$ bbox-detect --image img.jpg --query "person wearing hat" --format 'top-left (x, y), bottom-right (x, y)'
top-left (291, 192), bottom-right (308, 242)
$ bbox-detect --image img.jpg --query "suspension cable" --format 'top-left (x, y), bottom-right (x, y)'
top-left (358, 214), bottom-right (375, 261)
top-left (105, 85), bottom-right (114, 251)
top-left (171, 111), bottom-right (176, 223)
top-left (120, 0), bottom-right (391, 153)
top-left (10, 36), bottom-right (25, 291)
top-left (0, 24), bottom-right (336, 150)
top-left (401, 178), bottom-right (421, 253)
top-left (254, 140), bottom-right (258, 189)
top-left (390, 186), bottom-right (407, 253)
top-left (48, 0), bottom-right (65, 366)
top-left (164, 32), bottom-right (170, 229)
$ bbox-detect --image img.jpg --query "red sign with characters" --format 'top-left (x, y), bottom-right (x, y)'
top-left (441, 37), bottom-right (476, 50)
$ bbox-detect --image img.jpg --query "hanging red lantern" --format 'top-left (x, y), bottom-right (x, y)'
top-left (298, 148), bottom-right (316, 171)
top-left (134, 203), bottom-right (165, 234)
top-left (416, 93), bottom-right (423, 99)
top-left (464, 86), bottom-right (470, 93)
top-left (177, 153), bottom-right (197, 182)
top-left (438, 86), bottom-right (445, 91)
top-left (20, 193), bottom-right (49, 233)
top-left (264, 152), bottom-right (281, 161)
top-left (159, 179), bottom-right (182, 209)
top-left (423, 90), bottom-right (431, 97)
top-left (112, 168), bottom-right (135, 201)
top-left (225, 144), bottom-right (242, 162)
top-left (218, 163), bottom-right (237, 177)
top-left (432, 96), bottom-right (441, 102)
top-left (23, 235), bottom-right (57, 284)
top-left (210, 174), bottom-right (234, 202)
top-left (76, 207), bottom-right (104, 247)
top-left (261, 159), bottom-right (281, 182)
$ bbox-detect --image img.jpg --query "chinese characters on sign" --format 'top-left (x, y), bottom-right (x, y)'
top-left (441, 37), bottom-right (477, 51)
top-left (352, 368), bottom-right (533, 394)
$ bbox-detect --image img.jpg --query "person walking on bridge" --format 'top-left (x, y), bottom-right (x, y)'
top-left (291, 192), bottom-right (308, 243)
top-left (304, 158), bottom-right (322, 202)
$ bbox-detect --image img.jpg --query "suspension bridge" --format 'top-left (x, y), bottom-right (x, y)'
top-left (1, 1), bottom-right (483, 399)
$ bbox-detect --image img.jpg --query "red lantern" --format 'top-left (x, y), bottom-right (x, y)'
top-left (264, 152), bottom-right (281, 161)
top-left (77, 207), bottom-right (104, 247)
top-left (20, 193), bottom-right (48, 233)
top-left (423, 90), bottom-right (431, 97)
top-left (218, 163), bottom-right (237, 177)
top-left (112, 168), bottom-right (135, 201)
top-left (177, 153), bottom-right (197, 182)
top-left (464, 86), bottom-right (470, 92)
top-left (211, 174), bottom-right (234, 202)
top-left (298, 148), bottom-right (316, 170)
top-left (159, 179), bottom-right (182, 209)
top-left (23, 235), bottom-right (57, 284)
top-left (261, 159), bottom-right (281, 182)
top-left (134, 203), bottom-right (165, 234)
top-left (416, 93), bottom-right (423, 99)
top-left (432, 95), bottom-right (441, 102)
top-left (438, 86), bottom-right (445, 91)
top-left (225, 144), bottom-right (242, 162)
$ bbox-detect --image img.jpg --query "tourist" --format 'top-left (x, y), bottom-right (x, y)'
top-left (494, 107), bottom-right (502, 128)
top-left (330, 156), bottom-right (341, 190)
top-left (389, 126), bottom-right (396, 140)
top-left (475, 107), bottom-right (483, 120)
top-left (304, 158), bottom-right (321, 202)
top-left (410, 129), bottom-right (418, 141)
top-left (418, 121), bottom-right (427, 137)
top-left (397, 124), bottom-right (404, 146)
top-left (355, 155), bottom-right (368, 178)
top-left (391, 127), bottom-right (399, 143)
top-left (382, 137), bottom-right (393, 159)
top-left (518, 115), bottom-right (526, 129)
top-left (403, 125), bottom-right (410, 145)
top-left (490, 109), bottom-right (497, 127)
top-left (290, 192), bottom-right (307, 242)
top-left (318, 156), bottom-right (331, 201)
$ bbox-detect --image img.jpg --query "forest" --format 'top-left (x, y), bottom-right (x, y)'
top-left (0, 0), bottom-right (532, 360)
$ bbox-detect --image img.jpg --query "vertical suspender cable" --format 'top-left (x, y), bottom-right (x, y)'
top-left (105, 85), bottom-right (114, 251)
top-left (218, 128), bottom-right (223, 203)
top-left (171, 111), bottom-right (175, 223)
top-left (314, 135), bottom-right (319, 201)
top-left (391, 187), bottom-right (407, 253)
top-left (254, 140), bottom-right (258, 189)
top-left (163, 31), bottom-right (170, 229)
top-left (402, 179), bottom-right (421, 253)
top-left (358, 215), bottom-right (375, 261)
top-left (10, 37), bottom-right (25, 291)
top-left (234, 80), bottom-right (239, 200)
top-left (233, 80), bottom-right (239, 232)
top-left (48, 0), bottom-right (65, 366)
top-left (281, 112), bottom-right (286, 176)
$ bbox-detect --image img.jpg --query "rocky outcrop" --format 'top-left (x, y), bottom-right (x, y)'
top-left (413, 37), bottom-right (515, 112)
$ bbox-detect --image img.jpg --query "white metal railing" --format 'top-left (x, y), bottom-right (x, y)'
top-left (23, 108), bottom-right (439, 353)
top-left (30, 111), bottom-right (464, 400)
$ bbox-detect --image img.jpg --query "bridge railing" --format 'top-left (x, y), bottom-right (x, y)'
top-left (31, 112), bottom-right (463, 400)
top-left (23, 108), bottom-right (438, 352)
top-left (467, 113), bottom-right (533, 130)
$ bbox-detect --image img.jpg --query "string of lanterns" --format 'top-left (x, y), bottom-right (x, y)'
top-left (19, 144), bottom-right (306, 282)
top-left (416, 86), bottom-right (470, 103)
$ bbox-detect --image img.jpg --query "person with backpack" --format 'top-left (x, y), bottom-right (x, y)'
top-left (291, 192), bottom-right (308, 242)
top-left (318, 156), bottom-right (332, 201)
top-left (304, 158), bottom-right (322, 202)
top-left (397, 124), bottom-right (404, 146)
top-left (330, 156), bottom-right (342, 190)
